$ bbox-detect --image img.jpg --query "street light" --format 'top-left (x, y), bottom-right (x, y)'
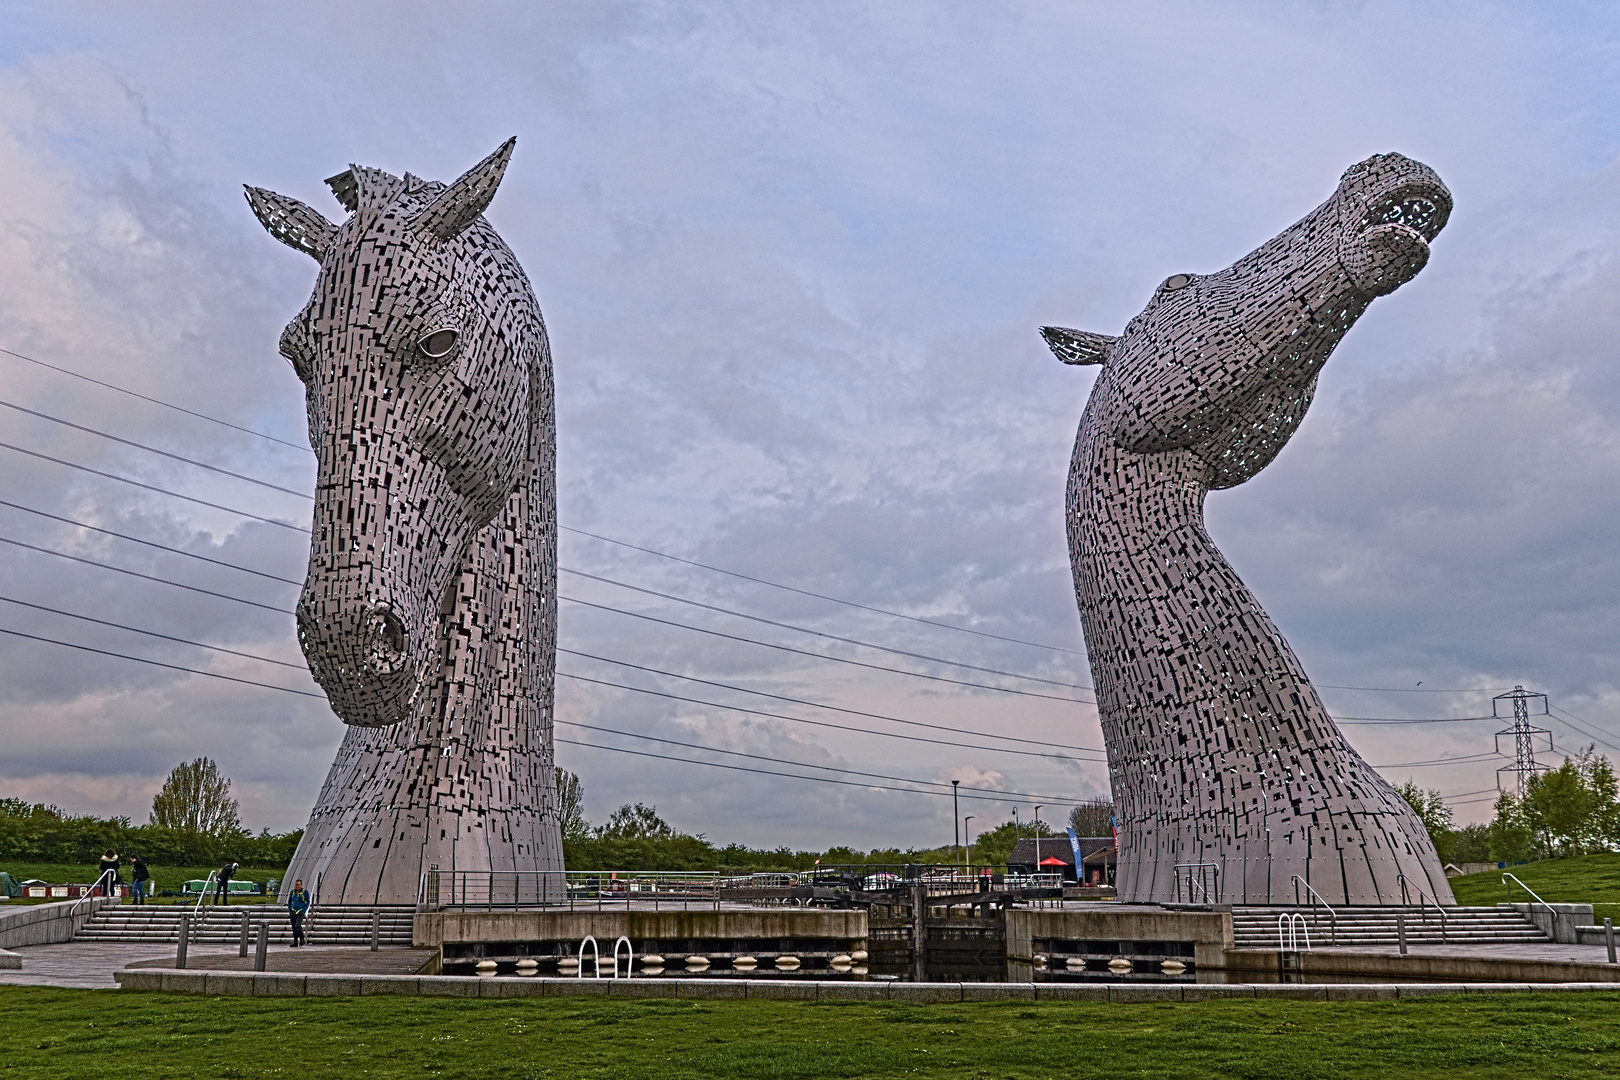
top-left (952, 780), bottom-right (960, 866)
top-left (1034, 805), bottom-right (1042, 881)
top-left (963, 816), bottom-right (975, 870)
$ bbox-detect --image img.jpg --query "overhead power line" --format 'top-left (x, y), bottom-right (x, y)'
top-left (563, 568), bottom-right (1092, 692)
top-left (0, 414), bottom-right (1086, 693)
top-left (0, 398), bottom-right (310, 498)
top-left (562, 524), bottom-right (1084, 656)
top-left (0, 498), bottom-right (303, 586)
top-left (556, 737), bottom-right (1067, 806)
top-left (0, 441), bottom-right (308, 533)
top-left (0, 528), bottom-right (1099, 762)
top-left (557, 719), bottom-right (1080, 801)
top-left (0, 594), bottom-right (306, 670)
top-left (0, 625), bottom-right (323, 698)
top-left (561, 595), bottom-right (1087, 704)
top-left (0, 346), bottom-right (310, 451)
top-left (560, 647), bottom-right (1100, 752)
top-left (0, 533), bottom-right (292, 614)
top-left (558, 672), bottom-right (1103, 762)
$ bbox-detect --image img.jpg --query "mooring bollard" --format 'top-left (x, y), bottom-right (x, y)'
top-left (176, 913), bottom-right (190, 969)
top-left (371, 909), bottom-right (380, 952)
top-left (1605, 917), bottom-right (1616, 964)
top-left (1397, 912), bottom-right (1407, 956)
top-left (254, 922), bottom-right (269, 971)
top-left (239, 911), bottom-right (250, 957)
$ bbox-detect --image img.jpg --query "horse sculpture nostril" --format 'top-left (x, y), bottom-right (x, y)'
top-left (375, 609), bottom-right (407, 659)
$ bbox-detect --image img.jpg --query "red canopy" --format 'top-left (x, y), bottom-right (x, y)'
top-left (1038, 856), bottom-right (1068, 866)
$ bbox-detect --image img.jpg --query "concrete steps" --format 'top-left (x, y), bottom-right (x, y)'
top-left (1231, 905), bottom-right (1548, 948)
top-left (73, 903), bottom-right (416, 947)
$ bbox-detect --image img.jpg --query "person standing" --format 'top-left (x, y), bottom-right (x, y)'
top-left (214, 860), bottom-right (237, 905)
top-left (96, 850), bottom-right (120, 897)
top-left (286, 879), bottom-right (310, 947)
top-left (130, 856), bottom-right (150, 905)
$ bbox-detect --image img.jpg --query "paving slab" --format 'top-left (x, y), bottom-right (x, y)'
top-left (1393, 984), bottom-right (1472, 998)
top-left (741, 984), bottom-right (810, 1003)
top-left (963, 983), bottom-right (1034, 1001)
top-left (813, 980), bottom-right (888, 1001)
top-left (1184, 984), bottom-right (1257, 1000)
top-left (1252, 984), bottom-right (1328, 1000)
top-left (415, 976), bottom-right (478, 998)
top-left (357, 975), bottom-right (420, 995)
top-left (1109, 984), bottom-right (1183, 1002)
top-left (305, 975), bottom-right (364, 997)
top-left (889, 982), bottom-right (962, 1003)
top-left (254, 974), bottom-right (307, 997)
top-left (1325, 985), bottom-right (1398, 1001)
top-left (680, 979), bottom-right (749, 999)
top-left (1033, 983), bottom-right (1109, 1001)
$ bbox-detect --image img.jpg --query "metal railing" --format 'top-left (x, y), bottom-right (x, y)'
top-left (1502, 873), bottom-right (1559, 919)
top-left (1397, 874), bottom-right (1448, 942)
top-left (190, 870), bottom-right (219, 924)
top-left (1173, 862), bottom-right (1221, 905)
top-left (420, 870), bottom-right (721, 911)
top-left (69, 869), bottom-right (119, 917)
top-left (1277, 911), bottom-right (1311, 952)
top-left (1290, 875), bottom-right (1337, 945)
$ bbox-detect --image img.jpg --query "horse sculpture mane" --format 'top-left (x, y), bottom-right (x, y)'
top-left (247, 140), bottom-right (563, 904)
top-left (1047, 153), bottom-right (1456, 905)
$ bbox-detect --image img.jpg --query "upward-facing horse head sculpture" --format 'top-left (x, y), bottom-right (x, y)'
top-left (1045, 153), bottom-right (1456, 905)
top-left (247, 140), bottom-right (564, 903)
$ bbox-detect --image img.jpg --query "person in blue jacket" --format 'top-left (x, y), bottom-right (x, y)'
top-left (286, 879), bottom-right (311, 947)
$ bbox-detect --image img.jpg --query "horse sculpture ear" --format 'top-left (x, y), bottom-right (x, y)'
top-left (1040, 326), bottom-right (1117, 366)
top-left (413, 138), bottom-right (517, 241)
top-left (244, 187), bottom-right (338, 262)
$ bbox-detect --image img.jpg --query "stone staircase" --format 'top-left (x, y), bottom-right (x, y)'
top-left (1231, 905), bottom-right (1548, 949)
top-left (73, 903), bottom-right (416, 947)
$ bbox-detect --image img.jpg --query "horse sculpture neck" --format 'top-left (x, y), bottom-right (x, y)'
top-left (249, 141), bottom-right (564, 905)
top-left (1051, 153), bottom-right (1457, 905)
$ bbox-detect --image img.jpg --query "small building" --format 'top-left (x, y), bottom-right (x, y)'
top-left (1008, 837), bottom-right (1116, 885)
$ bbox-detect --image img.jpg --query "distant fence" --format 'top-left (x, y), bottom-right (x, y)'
top-left (417, 865), bottom-right (1066, 912)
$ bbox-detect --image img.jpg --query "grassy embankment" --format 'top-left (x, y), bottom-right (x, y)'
top-left (2, 986), bottom-right (1619, 1079)
top-left (1, 862), bottom-right (281, 905)
top-left (1448, 853), bottom-right (1620, 924)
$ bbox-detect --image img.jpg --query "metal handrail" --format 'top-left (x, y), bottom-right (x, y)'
top-left (1290, 875), bottom-right (1337, 945)
top-left (1277, 911), bottom-right (1311, 952)
top-left (191, 870), bottom-right (218, 921)
top-left (1502, 873), bottom-right (1559, 919)
top-left (1173, 862), bottom-right (1221, 904)
top-left (69, 869), bottom-right (119, 917)
top-left (1397, 874), bottom-right (1448, 942)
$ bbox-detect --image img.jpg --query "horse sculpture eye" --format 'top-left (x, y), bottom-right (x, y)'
top-left (418, 328), bottom-right (459, 359)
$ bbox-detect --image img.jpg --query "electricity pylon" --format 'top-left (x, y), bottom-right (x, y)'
top-left (1493, 685), bottom-right (1552, 794)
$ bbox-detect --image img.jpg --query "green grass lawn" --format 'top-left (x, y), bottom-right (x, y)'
top-left (1, 862), bottom-right (282, 902)
top-left (1449, 853), bottom-right (1620, 923)
top-left (1, 987), bottom-right (1617, 1079)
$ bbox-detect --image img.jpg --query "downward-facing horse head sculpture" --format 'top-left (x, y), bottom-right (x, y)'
top-left (1043, 153), bottom-right (1455, 905)
top-left (246, 139), bottom-right (563, 904)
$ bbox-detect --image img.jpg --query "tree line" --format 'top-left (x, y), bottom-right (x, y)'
top-left (1397, 746), bottom-right (1620, 866)
top-left (0, 758), bottom-right (300, 868)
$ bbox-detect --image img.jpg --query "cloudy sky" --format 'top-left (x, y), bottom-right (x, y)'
top-left (1, 1), bottom-right (1617, 849)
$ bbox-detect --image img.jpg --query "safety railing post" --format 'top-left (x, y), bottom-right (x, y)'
top-left (371, 910), bottom-right (380, 951)
top-left (254, 922), bottom-right (269, 971)
top-left (239, 911), bottom-right (250, 957)
top-left (1397, 912), bottom-right (1407, 955)
top-left (176, 913), bottom-right (190, 969)
top-left (1605, 918), bottom-right (1616, 965)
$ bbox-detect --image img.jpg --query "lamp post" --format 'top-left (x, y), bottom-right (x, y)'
top-left (963, 816), bottom-right (975, 870)
top-left (1034, 805), bottom-right (1042, 882)
top-left (952, 781), bottom-right (961, 865)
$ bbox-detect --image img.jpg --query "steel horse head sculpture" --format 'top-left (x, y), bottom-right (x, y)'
top-left (1045, 153), bottom-right (1456, 905)
top-left (247, 139), bottom-right (564, 903)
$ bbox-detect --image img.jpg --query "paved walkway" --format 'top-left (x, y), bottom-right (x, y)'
top-left (0, 942), bottom-right (172, 989)
top-left (1316, 941), bottom-right (1618, 965)
top-left (0, 942), bottom-right (433, 989)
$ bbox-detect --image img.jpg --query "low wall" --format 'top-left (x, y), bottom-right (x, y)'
top-left (0, 897), bottom-right (112, 949)
top-left (1507, 902), bottom-right (1592, 944)
top-left (1224, 948), bottom-right (1620, 984)
top-left (1005, 905), bottom-right (1232, 977)
top-left (113, 969), bottom-right (1620, 1001)
top-left (415, 908), bottom-right (867, 952)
